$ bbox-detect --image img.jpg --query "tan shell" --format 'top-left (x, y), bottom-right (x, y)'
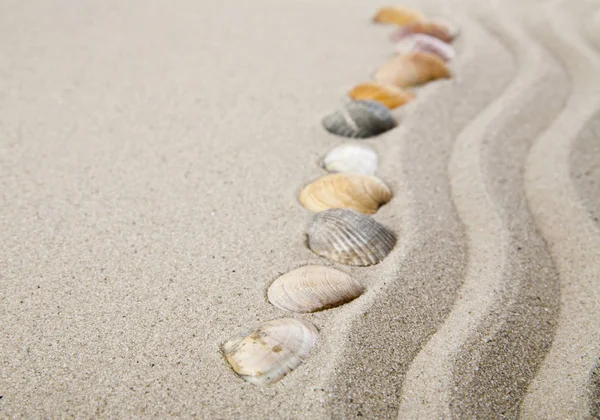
top-left (390, 21), bottom-right (456, 44)
top-left (372, 6), bottom-right (425, 26)
top-left (222, 318), bottom-right (318, 386)
top-left (268, 265), bottom-right (364, 313)
top-left (299, 173), bottom-right (392, 214)
top-left (307, 209), bottom-right (396, 266)
top-left (374, 52), bottom-right (451, 88)
top-left (348, 82), bottom-right (415, 109)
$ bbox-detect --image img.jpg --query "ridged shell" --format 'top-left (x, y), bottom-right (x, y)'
top-left (348, 82), bottom-right (415, 109)
top-left (299, 173), bottom-right (392, 214)
top-left (390, 21), bottom-right (456, 44)
top-left (372, 6), bottom-right (425, 26)
top-left (374, 52), bottom-right (451, 88)
top-left (222, 318), bottom-right (318, 386)
top-left (395, 34), bottom-right (455, 62)
top-left (323, 143), bottom-right (378, 176)
top-left (268, 265), bottom-right (364, 313)
top-left (322, 100), bottom-right (397, 139)
top-left (307, 209), bottom-right (397, 266)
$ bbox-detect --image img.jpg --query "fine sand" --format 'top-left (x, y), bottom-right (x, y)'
top-left (1, 0), bottom-right (599, 418)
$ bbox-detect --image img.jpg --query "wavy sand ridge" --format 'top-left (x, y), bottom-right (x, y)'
top-left (398, 6), bottom-right (567, 418)
top-left (520, 0), bottom-right (600, 417)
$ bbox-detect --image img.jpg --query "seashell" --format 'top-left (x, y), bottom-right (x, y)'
top-left (299, 173), bottom-right (392, 214)
top-left (390, 21), bottom-right (456, 44)
top-left (322, 100), bottom-right (397, 139)
top-left (374, 52), bottom-right (451, 88)
top-left (306, 208), bottom-right (396, 266)
top-left (395, 34), bottom-right (455, 62)
top-left (222, 318), bottom-right (318, 386)
top-left (430, 17), bottom-right (460, 40)
top-left (372, 6), bottom-right (425, 26)
top-left (323, 143), bottom-right (378, 176)
top-left (268, 265), bottom-right (364, 313)
top-left (348, 82), bottom-right (415, 109)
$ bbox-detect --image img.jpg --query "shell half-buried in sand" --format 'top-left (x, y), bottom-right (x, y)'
top-left (307, 208), bottom-right (397, 266)
top-left (390, 20), bottom-right (456, 44)
top-left (299, 173), bottom-right (392, 214)
top-left (374, 52), bottom-right (451, 88)
top-left (372, 6), bottom-right (425, 26)
top-left (395, 34), bottom-right (455, 62)
top-left (322, 100), bottom-right (397, 139)
top-left (348, 82), bottom-right (415, 109)
top-left (323, 143), bottom-right (378, 176)
top-left (268, 265), bottom-right (364, 313)
top-left (222, 318), bottom-right (318, 386)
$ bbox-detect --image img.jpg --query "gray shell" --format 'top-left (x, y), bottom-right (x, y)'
top-left (322, 100), bottom-right (397, 139)
top-left (306, 208), bottom-right (397, 266)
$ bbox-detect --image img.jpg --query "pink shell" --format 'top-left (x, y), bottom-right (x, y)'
top-left (395, 34), bottom-right (455, 62)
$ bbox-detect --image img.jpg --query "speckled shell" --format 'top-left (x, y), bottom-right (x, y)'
top-left (307, 209), bottom-right (397, 266)
top-left (348, 82), bottom-right (415, 109)
top-left (222, 318), bottom-right (318, 386)
top-left (299, 173), bottom-right (392, 214)
top-left (395, 34), bottom-right (455, 62)
top-left (268, 265), bottom-right (364, 313)
top-left (390, 21), bottom-right (456, 44)
top-left (372, 6), bottom-right (425, 26)
top-left (322, 100), bottom-right (397, 139)
top-left (374, 52), bottom-right (451, 88)
top-left (323, 143), bottom-right (378, 176)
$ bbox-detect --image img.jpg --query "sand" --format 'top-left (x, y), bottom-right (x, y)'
top-left (0, 0), bottom-right (599, 418)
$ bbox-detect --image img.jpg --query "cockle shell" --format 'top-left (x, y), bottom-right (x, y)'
top-left (390, 21), bottom-right (456, 44)
top-left (395, 34), bottom-right (455, 62)
top-left (323, 143), bottom-right (378, 176)
top-left (307, 209), bottom-right (397, 266)
top-left (322, 100), bottom-right (397, 139)
top-left (348, 82), bottom-right (415, 109)
top-left (299, 173), bottom-right (392, 214)
top-left (268, 265), bottom-right (364, 313)
top-left (374, 52), bottom-right (451, 88)
top-left (372, 6), bottom-right (425, 26)
top-left (222, 318), bottom-right (318, 386)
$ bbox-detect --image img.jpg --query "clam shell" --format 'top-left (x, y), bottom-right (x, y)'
top-left (390, 21), bottom-right (456, 44)
top-left (323, 143), bottom-right (378, 176)
top-left (374, 52), bottom-right (451, 88)
top-left (348, 82), bottom-right (415, 109)
top-left (299, 173), bottom-right (392, 214)
top-left (322, 100), bottom-right (397, 139)
top-left (307, 209), bottom-right (397, 266)
top-left (372, 6), bottom-right (425, 26)
top-left (268, 265), bottom-right (364, 313)
top-left (222, 318), bottom-right (318, 386)
top-left (395, 34), bottom-right (455, 62)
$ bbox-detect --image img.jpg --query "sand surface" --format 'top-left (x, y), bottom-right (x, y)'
top-left (1, 0), bottom-right (599, 418)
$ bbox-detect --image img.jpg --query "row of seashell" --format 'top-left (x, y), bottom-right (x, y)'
top-left (222, 5), bottom-right (457, 387)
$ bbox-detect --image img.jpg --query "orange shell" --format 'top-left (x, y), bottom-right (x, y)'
top-left (391, 21), bottom-right (455, 43)
top-left (372, 6), bottom-right (425, 26)
top-left (348, 82), bottom-right (415, 109)
top-left (374, 52), bottom-right (451, 88)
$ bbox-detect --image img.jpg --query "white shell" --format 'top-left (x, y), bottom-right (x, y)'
top-left (323, 143), bottom-right (378, 175)
top-left (395, 34), bottom-right (455, 62)
top-left (268, 265), bottom-right (364, 313)
top-left (222, 318), bottom-right (318, 386)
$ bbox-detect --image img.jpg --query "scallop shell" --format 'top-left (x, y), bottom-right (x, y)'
top-left (268, 265), bottom-right (364, 313)
top-left (372, 6), bottom-right (425, 26)
top-left (395, 34), bottom-right (455, 62)
top-left (323, 143), bottom-right (378, 176)
top-left (322, 100), bottom-right (397, 139)
top-left (348, 82), bottom-right (415, 109)
top-left (374, 52), bottom-right (451, 88)
top-left (390, 21), bottom-right (456, 44)
top-left (299, 173), bottom-right (392, 214)
top-left (222, 318), bottom-right (318, 386)
top-left (307, 209), bottom-right (396, 266)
